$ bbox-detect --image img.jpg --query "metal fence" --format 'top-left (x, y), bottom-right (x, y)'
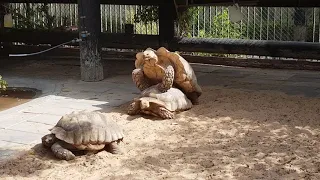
top-left (7, 3), bottom-right (159, 34)
top-left (6, 3), bottom-right (320, 43)
top-left (184, 6), bottom-right (320, 43)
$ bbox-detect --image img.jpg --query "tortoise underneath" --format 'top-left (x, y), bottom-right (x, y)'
top-left (41, 110), bottom-right (124, 160)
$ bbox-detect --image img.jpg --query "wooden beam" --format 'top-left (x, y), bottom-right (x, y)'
top-left (0, 28), bottom-right (160, 49)
top-left (188, 0), bottom-right (320, 7)
top-left (2, 28), bottom-right (320, 60)
top-left (5, 0), bottom-right (163, 5)
top-left (174, 37), bottom-right (320, 60)
top-left (5, 0), bottom-right (320, 7)
top-left (4, 45), bottom-right (320, 71)
top-left (78, 0), bottom-right (104, 81)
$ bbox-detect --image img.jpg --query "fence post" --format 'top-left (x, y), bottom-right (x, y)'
top-left (0, 3), bottom-right (8, 57)
top-left (78, 0), bottom-right (104, 82)
top-left (293, 8), bottom-right (307, 42)
top-left (159, 1), bottom-right (176, 49)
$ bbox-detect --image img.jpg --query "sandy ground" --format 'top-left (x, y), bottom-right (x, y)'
top-left (0, 86), bottom-right (320, 180)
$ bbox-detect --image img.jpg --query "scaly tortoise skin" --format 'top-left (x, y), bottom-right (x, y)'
top-left (132, 47), bottom-right (202, 105)
top-left (127, 83), bottom-right (193, 119)
top-left (41, 110), bottom-right (124, 161)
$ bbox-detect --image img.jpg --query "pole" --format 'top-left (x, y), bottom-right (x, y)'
top-left (78, 0), bottom-right (104, 82)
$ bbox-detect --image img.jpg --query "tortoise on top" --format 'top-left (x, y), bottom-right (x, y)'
top-left (41, 110), bottom-right (124, 160)
top-left (132, 47), bottom-right (202, 105)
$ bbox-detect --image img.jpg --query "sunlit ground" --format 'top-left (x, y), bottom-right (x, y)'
top-left (0, 58), bottom-right (319, 179)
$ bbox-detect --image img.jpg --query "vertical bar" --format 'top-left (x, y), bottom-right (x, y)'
top-left (247, 7), bottom-right (250, 39)
top-left (215, 6), bottom-right (217, 36)
top-left (203, 6), bottom-right (206, 36)
top-left (253, 7), bottom-right (256, 39)
top-left (135, 5), bottom-right (138, 34)
top-left (109, 5), bottom-right (112, 33)
top-left (192, 8), bottom-right (195, 37)
top-left (267, 7), bottom-right (270, 40)
top-left (240, 7), bottom-right (243, 38)
top-left (287, 8), bottom-right (290, 41)
top-left (197, 7), bottom-right (200, 37)
top-left (273, 8), bottom-right (276, 40)
top-left (313, 8), bottom-right (316, 42)
top-left (318, 8), bottom-right (320, 42)
top-left (221, 7), bottom-right (223, 37)
top-left (260, 7), bottom-right (263, 40)
top-left (209, 6), bottom-right (212, 35)
top-left (227, 7), bottom-right (230, 38)
top-left (280, 7), bottom-right (283, 40)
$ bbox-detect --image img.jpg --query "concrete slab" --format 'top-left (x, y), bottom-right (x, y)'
top-left (0, 113), bottom-right (39, 129)
top-left (27, 114), bottom-right (61, 126)
top-left (6, 121), bottom-right (52, 135)
top-left (21, 106), bottom-right (79, 116)
top-left (0, 129), bottom-right (43, 145)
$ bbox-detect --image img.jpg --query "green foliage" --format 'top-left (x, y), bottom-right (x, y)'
top-left (0, 75), bottom-right (8, 91)
top-left (10, 3), bottom-right (56, 30)
top-left (198, 9), bottom-right (242, 39)
top-left (133, 6), bottom-right (159, 24)
top-left (177, 7), bottom-right (199, 37)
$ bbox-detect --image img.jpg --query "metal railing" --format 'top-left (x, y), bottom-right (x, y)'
top-left (7, 3), bottom-right (320, 42)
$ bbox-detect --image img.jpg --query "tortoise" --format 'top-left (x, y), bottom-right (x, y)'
top-left (41, 110), bottom-right (124, 161)
top-left (132, 47), bottom-right (202, 105)
top-left (127, 83), bottom-right (193, 119)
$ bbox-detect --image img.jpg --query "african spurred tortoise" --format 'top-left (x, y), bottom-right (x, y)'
top-left (41, 110), bottom-right (124, 160)
top-left (132, 47), bottom-right (202, 105)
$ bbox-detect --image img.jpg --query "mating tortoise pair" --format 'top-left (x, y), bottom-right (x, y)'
top-left (127, 47), bottom-right (202, 119)
top-left (132, 47), bottom-right (202, 105)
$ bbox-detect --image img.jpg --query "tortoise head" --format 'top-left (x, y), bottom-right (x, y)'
top-left (143, 48), bottom-right (158, 65)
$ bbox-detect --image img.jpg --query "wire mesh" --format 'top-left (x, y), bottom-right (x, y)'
top-left (6, 3), bottom-right (159, 34)
top-left (4, 3), bottom-right (320, 61)
top-left (179, 6), bottom-right (320, 43)
top-left (7, 3), bottom-right (320, 42)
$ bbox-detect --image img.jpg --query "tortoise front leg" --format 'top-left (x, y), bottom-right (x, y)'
top-left (156, 107), bottom-right (174, 119)
top-left (51, 141), bottom-right (76, 161)
top-left (158, 65), bottom-right (174, 93)
top-left (105, 141), bottom-right (122, 154)
top-left (132, 68), bottom-right (152, 91)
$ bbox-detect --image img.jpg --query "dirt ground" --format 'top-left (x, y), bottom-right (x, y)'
top-left (0, 85), bottom-right (320, 180)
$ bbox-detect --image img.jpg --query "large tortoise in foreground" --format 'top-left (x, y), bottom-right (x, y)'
top-left (41, 110), bottom-right (124, 160)
top-left (132, 47), bottom-right (202, 105)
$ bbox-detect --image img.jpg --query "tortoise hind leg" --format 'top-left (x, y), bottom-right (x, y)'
top-left (158, 65), bottom-right (174, 92)
top-left (132, 68), bottom-right (151, 91)
top-left (105, 141), bottom-right (122, 154)
top-left (156, 107), bottom-right (174, 119)
top-left (51, 141), bottom-right (76, 160)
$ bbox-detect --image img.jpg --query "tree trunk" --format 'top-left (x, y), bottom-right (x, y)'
top-left (78, 0), bottom-right (104, 82)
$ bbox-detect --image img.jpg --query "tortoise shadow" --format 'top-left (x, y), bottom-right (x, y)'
top-left (0, 144), bottom-right (58, 178)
